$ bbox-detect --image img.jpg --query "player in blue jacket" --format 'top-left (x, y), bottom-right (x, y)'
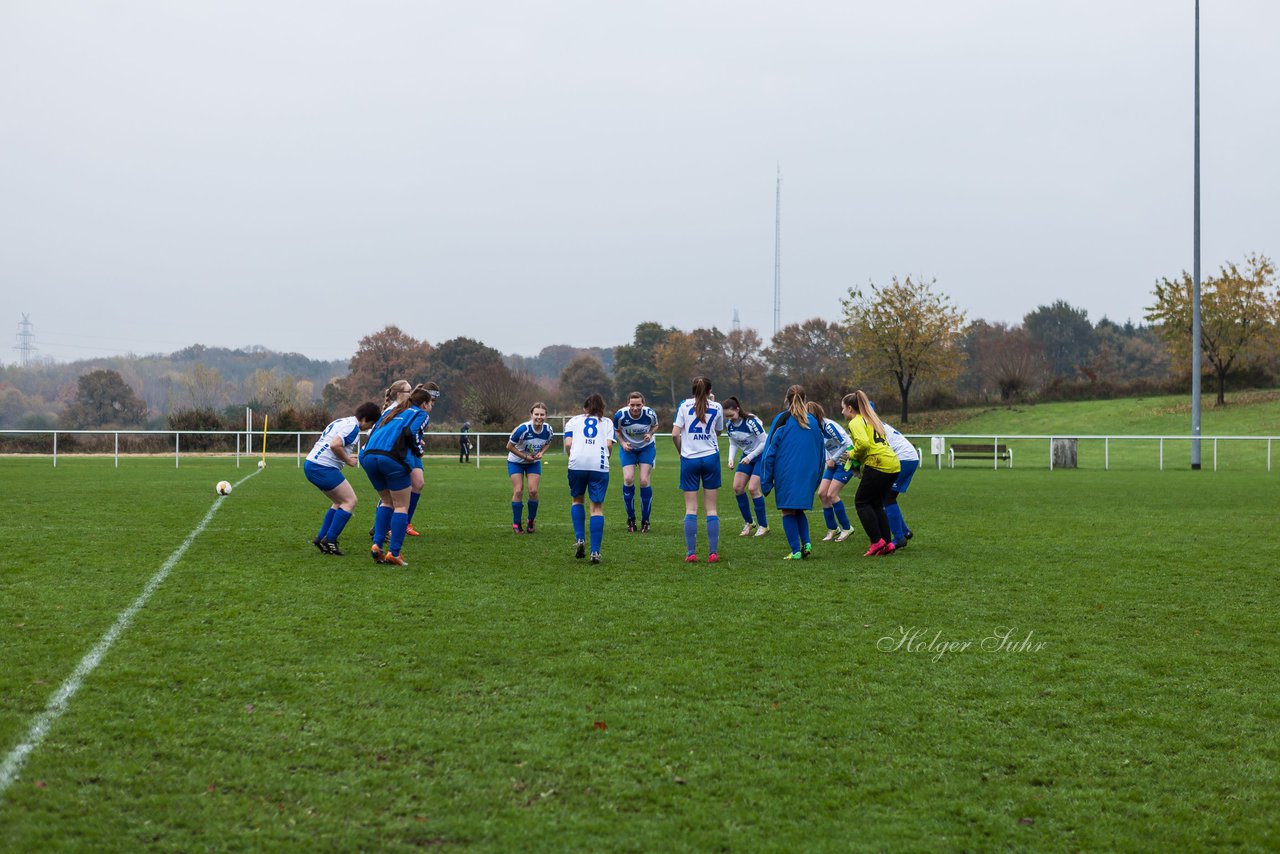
top-left (613, 391), bottom-right (659, 532)
top-left (360, 384), bottom-right (433, 566)
top-left (759, 385), bottom-right (825, 560)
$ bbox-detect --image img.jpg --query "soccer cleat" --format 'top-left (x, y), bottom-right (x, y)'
top-left (406, 524), bottom-right (421, 537)
top-left (880, 542), bottom-right (896, 556)
top-left (513, 523), bottom-right (526, 535)
top-left (863, 539), bottom-right (888, 557)
top-left (318, 537), bottom-right (340, 555)
top-left (802, 542), bottom-right (812, 559)
top-left (783, 551), bottom-right (803, 560)
top-left (707, 553), bottom-right (719, 564)
top-left (382, 552), bottom-right (409, 567)
top-left (312, 537), bottom-right (327, 553)
top-left (684, 554), bottom-right (698, 563)
top-left (526, 519), bottom-right (536, 534)
top-left (640, 520), bottom-right (651, 533)
top-left (370, 544), bottom-right (386, 564)
top-left (740, 523), bottom-right (755, 537)
top-left (575, 539), bottom-right (586, 559)
top-left (627, 518), bottom-right (637, 533)
top-left (822, 530), bottom-right (838, 542)
top-left (753, 526), bottom-right (769, 537)
top-left (835, 528), bottom-right (854, 543)
top-left (590, 552), bottom-right (602, 564)
top-left (905, 528), bottom-right (914, 541)
top-left (892, 537), bottom-right (907, 550)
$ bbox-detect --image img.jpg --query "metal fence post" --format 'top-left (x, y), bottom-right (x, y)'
top-left (1160, 437), bottom-right (1164, 471)
top-left (115, 432), bottom-right (119, 468)
top-left (175, 432), bottom-right (180, 468)
top-left (993, 436), bottom-right (998, 471)
top-left (297, 433), bottom-right (301, 467)
top-left (1213, 438), bottom-right (1218, 472)
top-left (1048, 436), bottom-right (1053, 471)
top-left (53, 431), bottom-right (57, 467)
top-left (1105, 437), bottom-right (1109, 471)
top-left (236, 433), bottom-right (241, 467)
top-left (476, 435), bottom-right (481, 470)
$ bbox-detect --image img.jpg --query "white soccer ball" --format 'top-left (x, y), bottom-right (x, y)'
top-left (257, 460), bottom-right (266, 469)
top-left (216, 480), bottom-right (233, 496)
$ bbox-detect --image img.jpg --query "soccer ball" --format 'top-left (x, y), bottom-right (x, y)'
top-left (257, 460), bottom-right (266, 469)
top-left (216, 480), bottom-right (232, 496)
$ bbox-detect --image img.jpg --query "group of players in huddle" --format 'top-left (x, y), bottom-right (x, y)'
top-left (301, 376), bottom-right (920, 567)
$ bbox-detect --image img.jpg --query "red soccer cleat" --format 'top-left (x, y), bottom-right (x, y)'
top-left (406, 524), bottom-right (422, 537)
top-left (707, 553), bottom-right (719, 564)
top-left (684, 554), bottom-right (699, 563)
top-left (863, 539), bottom-right (888, 557)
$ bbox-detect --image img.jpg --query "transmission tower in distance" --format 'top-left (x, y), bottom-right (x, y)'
top-left (14, 314), bottom-right (37, 367)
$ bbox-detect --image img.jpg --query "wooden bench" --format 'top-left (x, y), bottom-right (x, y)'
top-left (949, 443), bottom-right (1013, 468)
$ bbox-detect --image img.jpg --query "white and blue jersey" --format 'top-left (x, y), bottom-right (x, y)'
top-left (725, 415), bottom-right (768, 467)
top-left (307, 416), bottom-right (362, 470)
top-left (883, 422), bottom-right (919, 462)
top-left (565, 414), bottom-right (615, 472)
top-left (507, 420), bottom-right (554, 464)
top-left (613, 406), bottom-right (658, 450)
top-left (672, 398), bottom-right (724, 460)
top-left (820, 418), bottom-right (852, 462)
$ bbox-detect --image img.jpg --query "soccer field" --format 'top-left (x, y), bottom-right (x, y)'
top-left (1, 456), bottom-right (1277, 851)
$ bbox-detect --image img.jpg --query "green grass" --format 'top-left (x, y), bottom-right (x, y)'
top-left (1, 455), bottom-right (1278, 851)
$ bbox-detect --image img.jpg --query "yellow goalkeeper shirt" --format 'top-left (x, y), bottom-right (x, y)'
top-left (846, 415), bottom-right (901, 474)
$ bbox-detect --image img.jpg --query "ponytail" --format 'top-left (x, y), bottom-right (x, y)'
top-left (583, 393), bottom-right (607, 418)
top-left (378, 383), bottom-right (434, 428)
top-left (852, 389), bottom-right (887, 438)
top-left (784, 385), bottom-right (810, 428)
top-left (807, 401), bottom-right (827, 433)
top-left (383, 379), bottom-right (411, 408)
top-left (691, 376), bottom-right (712, 426)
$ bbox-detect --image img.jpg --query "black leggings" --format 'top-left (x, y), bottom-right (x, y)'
top-left (854, 466), bottom-right (897, 543)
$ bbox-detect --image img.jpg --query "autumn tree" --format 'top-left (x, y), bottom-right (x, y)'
top-left (178, 363), bottom-right (230, 410)
top-left (763, 319), bottom-right (851, 408)
top-left (963, 321), bottom-right (1047, 403)
top-left (724, 327), bottom-right (766, 399)
top-left (429, 337), bottom-right (508, 421)
top-left (558, 355), bottom-right (612, 407)
top-left (325, 326), bottom-right (432, 410)
top-left (62, 369), bottom-right (149, 428)
top-left (464, 364), bottom-right (542, 428)
top-left (613, 322), bottom-right (671, 403)
top-left (840, 276), bottom-right (966, 423)
top-left (654, 331), bottom-right (699, 406)
top-left (1146, 253), bottom-right (1278, 405)
top-left (1023, 301), bottom-right (1096, 378)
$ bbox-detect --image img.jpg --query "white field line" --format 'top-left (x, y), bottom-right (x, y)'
top-left (0, 469), bottom-right (260, 801)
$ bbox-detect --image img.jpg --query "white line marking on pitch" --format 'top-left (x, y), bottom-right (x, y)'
top-left (0, 469), bottom-right (261, 801)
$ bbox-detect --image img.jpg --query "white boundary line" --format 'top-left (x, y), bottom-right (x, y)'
top-left (0, 469), bottom-right (260, 801)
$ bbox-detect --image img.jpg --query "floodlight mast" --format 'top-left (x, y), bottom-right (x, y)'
top-left (1191, 0), bottom-right (1202, 470)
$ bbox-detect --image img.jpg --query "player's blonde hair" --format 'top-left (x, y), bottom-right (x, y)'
top-left (784, 385), bottom-right (810, 428)
top-left (842, 390), bottom-right (887, 438)
top-left (383, 379), bottom-right (411, 408)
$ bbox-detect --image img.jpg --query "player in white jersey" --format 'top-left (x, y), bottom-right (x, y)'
top-left (810, 401), bottom-right (857, 542)
top-left (671, 376), bottom-right (725, 563)
top-left (613, 391), bottom-right (660, 533)
top-left (505, 402), bottom-right (554, 533)
top-left (877, 409), bottom-right (920, 549)
top-left (563, 393), bottom-right (616, 564)
top-left (721, 396), bottom-right (770, 538)
top-left (304, 402), bottom-right (381, 555)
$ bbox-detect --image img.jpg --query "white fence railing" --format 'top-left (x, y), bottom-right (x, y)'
top-left (0, 430), bottom-right (1276, 472)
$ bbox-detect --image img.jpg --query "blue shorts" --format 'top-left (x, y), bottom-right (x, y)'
top-left (893, 458), bottom-right (919, 494)
top-left (508, 460), bottom-right (543, 477)
top-left (618, 443), bottom-right (657, 468)
top-left (568, 469), bottom-right (609, 503)
top-left (361, 454), bottom-right (412, 492)
top-left (408, 454), bottom-right (423, 471)
top-left (735, 457), bottom-right (759, 478)
top-left (304, 460), bottom-right (346, 492)
top-left (822, 464), bottom-right (855, 484)
top-left (679, 454), bottom-right (722, 491)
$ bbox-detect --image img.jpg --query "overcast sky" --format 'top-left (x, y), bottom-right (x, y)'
top-left (3, 1), bottom-right (1277, 365)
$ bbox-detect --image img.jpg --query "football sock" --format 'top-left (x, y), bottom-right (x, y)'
top-left (511, 501), bottom-right (523, 526)
top-left (822, 506), bottom-right (837, 531)
top-left (589, 515), bottom-right (604, 553)
top-left (640, 486), bottom-right (653, 522)
top-left (885, 503), bottom-right (906, 542)
top-left (373, 504), bottom-right (393, 545)
top-left (781, 514), bottom-right (801, 553)
top-left (571, 504), bottom-right (586, 541)
top-left (735, 493), bottom-right (752, 523)
top-left (622, 485), bottom-right (636, 519)
top-left (327, 509), bottom-right (352, 542)
top-left (528, 499), bottom-right (539, 522)
top-left (833, 501), bottom-right (852, 531)
top-left (753, 496), bottom-right (768, 528)
top-left (407, 491), bottom-right (421, 524)
top-left (706, 515), bottom-right (720, 554)
top-left (796, 511), bottom-right (811, 545)
top-left (683, 514), bottom-right (698, 555)
top-left (318, 508), bottom-right (336, 541)
top-left (389, 511), bottom-right (408, 555)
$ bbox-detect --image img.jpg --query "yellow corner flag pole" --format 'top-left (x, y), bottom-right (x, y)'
top-left (260, 415), bottom-right (268, 468)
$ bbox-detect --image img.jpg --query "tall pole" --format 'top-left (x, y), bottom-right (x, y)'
top-left (1191, 0), bottom-right (1202, 469)
top-left (773, 164), bottom-right (782, 338)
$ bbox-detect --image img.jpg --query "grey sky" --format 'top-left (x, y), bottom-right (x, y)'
top-left (3, 1), bottom-right (1277, 365)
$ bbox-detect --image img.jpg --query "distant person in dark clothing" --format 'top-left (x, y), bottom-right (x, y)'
top-left (459, 421), bottom-right (472, 463)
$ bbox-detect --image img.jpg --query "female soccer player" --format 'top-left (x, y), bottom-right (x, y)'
top-left (840, 390), bottom-right (901, 556)
top-left (305, 401), bottom-right (381, 555)
top-left (613, 391), bottom-right (659, 533)
top-left (878, 412), bottom-right (920, 548)
top-left (721, 396), bottom-right (769, 537)
top-left (759, 385), bottom-right (825, 560)
top-left (404, 381), bottom-right (440, 537)
top-left (809, 401), bottom-right (856, 542)
top-left (361, 384), bottom-right (434, 566)
top-left (670, 377), bottom-right (724, 563)
top-left (564, 393), bottom-right (615, 564)
top-left (506, 402), bottom-right (554, 533)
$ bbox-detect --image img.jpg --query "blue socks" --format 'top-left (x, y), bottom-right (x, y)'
top-left (528, 499), bottom-right (539, 522)
top-left (622, 485), bottom-right (636, 519)
top-left (736, 493), bottom-right (752, 523)
top-left (885, 503), bottom-right (906, 543)
top-left (753, 496), bottom-right (768, 528)
top-left (373, 504), bottom-right (393, 546)
top-left (683, 514), bottom-right (698, 555)
top-left (325, 509), bottom-right (352, 542)
top-left (640, 486), bottom-right (653, 522)
top-left (318, 508), bottom-right (335, 541)
top-left (571, 504), bottom-right (586, 541)
top-left (833, 500), bottom-right (851, 531)
top-left (389, 511), bottom-right (408, 555)
top-left (781, 514), bottom-right (801, 553)
top-left (407, 491), bottom-right (421, 524)
top-left (589, 515), bottom-right (604, 553)
top-left (823, 506), bottom-right (837, 531)
top-left (511, 501), bottom-right (523, 526)
top-left (796, 511), bottom-right (811, 546)
top-left (707, 515), bottom-right (719, 555)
